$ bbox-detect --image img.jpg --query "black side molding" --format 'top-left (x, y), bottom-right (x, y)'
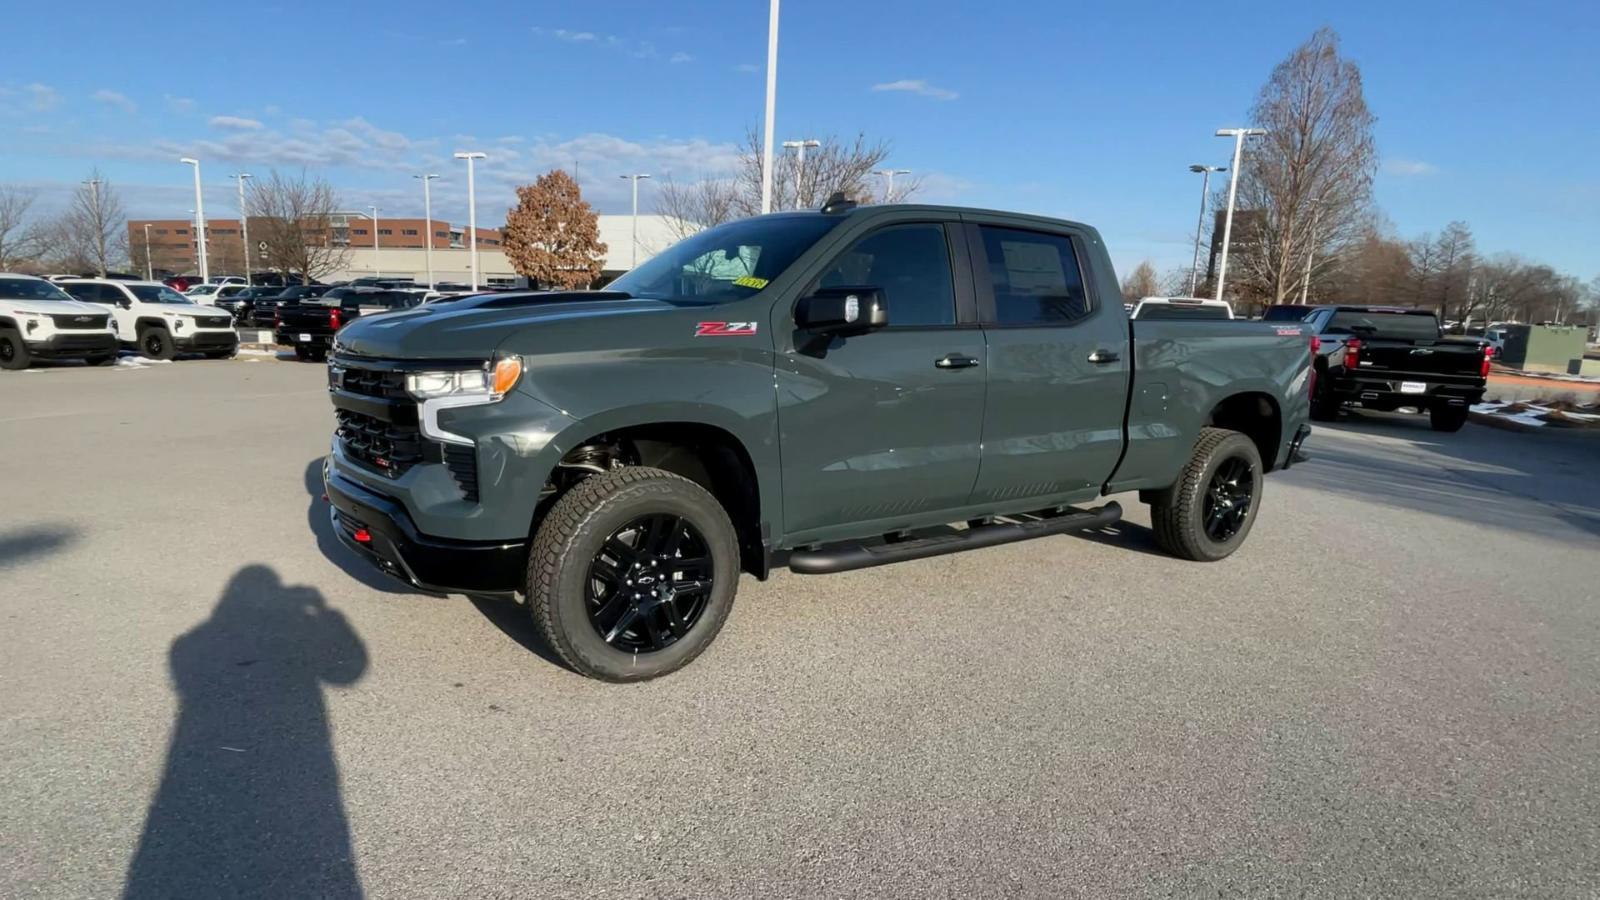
top-left (1282, 424), bottom-right (1312, 470)
top-left (786, 502), bottom-right (1122, 575)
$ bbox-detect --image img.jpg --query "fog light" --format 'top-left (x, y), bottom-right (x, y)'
top-left (353, 528), bottom-right (372, 544)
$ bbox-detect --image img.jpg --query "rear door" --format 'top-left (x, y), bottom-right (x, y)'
top-left (776, 219), bottom-right (987, 540)
top-left (964, 220), bottom-right (1130, 506)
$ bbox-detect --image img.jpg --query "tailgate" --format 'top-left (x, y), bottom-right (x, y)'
top-left (1355, 340), bottom-right (1484, 379)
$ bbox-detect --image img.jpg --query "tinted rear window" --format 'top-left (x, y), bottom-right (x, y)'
top-left (1325, 310), bottom-right (1440, 340)
top-left (1135, 303), bottom-right (1230, 320)
top-left (1261, 305), bottom-right (1310, 322)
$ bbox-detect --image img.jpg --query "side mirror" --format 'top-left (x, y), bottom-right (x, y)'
top-left (118, 299), bottom-right (133, 309)
top-left (795, 286), bottom-right (888, 336)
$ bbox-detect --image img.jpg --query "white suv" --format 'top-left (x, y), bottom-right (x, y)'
top-left (59, 279), bottom-right (239, 360)
top-left (0, 273), bottom-right (120, 369)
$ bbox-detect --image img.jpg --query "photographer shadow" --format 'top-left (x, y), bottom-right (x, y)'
top-left (123, 565), bottom-right (368, 899)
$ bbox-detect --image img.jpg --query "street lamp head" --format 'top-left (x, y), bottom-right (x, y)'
top-left (180, 157), bottom-right (198, 165)
top-left (1189, 164), bottom-right (1227, 173)
top-left (414, 173), bottom-right (440, 181)
top-left (453, 151), bottom-right (486, 161)
top-left (619, 173), bottom-right (652, 180)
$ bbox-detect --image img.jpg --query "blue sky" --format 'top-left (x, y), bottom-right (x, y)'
top-left (2, 0), bottom-right (1596, 280)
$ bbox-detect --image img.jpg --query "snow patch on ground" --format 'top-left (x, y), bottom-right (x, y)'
top-left (113, 355), bottom-right (174, 369)
top-left (1472, 400), bottom-right (1600, 429)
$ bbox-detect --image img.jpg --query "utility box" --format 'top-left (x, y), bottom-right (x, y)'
top-left (1499, 325), bottom-right (1587, 374)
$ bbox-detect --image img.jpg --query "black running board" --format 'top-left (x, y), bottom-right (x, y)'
top-left (786, 502), bottom-right (1122, 575)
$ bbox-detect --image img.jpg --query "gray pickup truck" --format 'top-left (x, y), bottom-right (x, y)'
top-left (322, 200), bottom-right (1312, 681)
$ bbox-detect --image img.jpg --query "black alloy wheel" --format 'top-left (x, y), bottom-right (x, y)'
top-left (1202, 457), bottom-right (1254, 543)
top-left (585, 514), bottom-right (714, 653)
top-left (142, 330), bottom-right (169, 358)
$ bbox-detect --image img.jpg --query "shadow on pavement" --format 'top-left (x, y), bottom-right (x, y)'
top-left (123, 565), bottom-right (368, 899)
top-left (469, 596), bottom-right (571, 672)
top-left (0, 524), bottom-right (78, 568)
top-left (1071, 521), bottom-right (1171, 558)
top-left (305, 458), bottom-right (410, 594)
top-left (1286, 410), bottom-right (1600, 542)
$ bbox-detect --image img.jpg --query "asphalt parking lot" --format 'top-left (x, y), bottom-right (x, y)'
top-left (3, 357), bottom-right (1598, 899)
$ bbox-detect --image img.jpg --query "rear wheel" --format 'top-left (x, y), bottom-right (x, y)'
top-left (0, 328), bottom-right (31, 370)
top-left (1148, 427), bottom-right (1264, 562)
top-left (88, 353), bottom-right (116, 367)
top-left (527, 466), bottom-right (739, 682)
top-left (204, 347), bottom-right (237, 360)
top-left (1430, 405), bottom-right (1469, 432)
top-left (1309, 385), bottom-right (1340, 421)
top-left (138, 327), bottom-right (175, 360)
top-left (294, 346), bottom-right (313, 362)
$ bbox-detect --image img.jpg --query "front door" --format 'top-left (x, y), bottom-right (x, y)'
top-left (966, 222), bottom-right (1130, 507)
top-left (776, 222), bottom-right (986, 541)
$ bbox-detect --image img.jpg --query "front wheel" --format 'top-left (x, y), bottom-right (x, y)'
top-left (1148, 427), bottom-right (1265, 562)
top-left (1430, 406), bottom-right (1469, 432)
top-left (0, 328), bottom-right (31, 370)
top-left (139, 328), bottom-right (175, 360)
top-left (527, 466), bottom-right (740, 682)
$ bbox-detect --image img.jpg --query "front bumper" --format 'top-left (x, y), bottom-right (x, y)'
top-left (26, 332), bottom-right (117, 358)
top-left (173, 330), bottom-right (240, 351)
top-left (323, 463), bottom-right (526, 595)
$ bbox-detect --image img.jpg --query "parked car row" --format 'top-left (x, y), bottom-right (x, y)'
top-left (1, 273), bottom-right (239, 368)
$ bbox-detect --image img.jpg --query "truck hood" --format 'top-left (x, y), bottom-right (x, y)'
top-left (0, 299), bottom-right (107, 317)
top-left (332, 291), bottom-right (682, 360)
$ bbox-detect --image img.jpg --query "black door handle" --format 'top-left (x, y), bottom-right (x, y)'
top-left (1087, 349), bottom-right (1120, 364)
top-left (934, 353), bottom-right (981, 369)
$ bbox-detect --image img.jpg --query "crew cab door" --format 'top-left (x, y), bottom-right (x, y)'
top-left (963, 220), bottom-right (1130, 506)
top-left (776, 220), bottom-right (986, 541)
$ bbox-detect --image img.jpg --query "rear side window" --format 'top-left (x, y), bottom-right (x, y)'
top-left (977, 226), bottom-right (1090, 324)
top-left (813, 223), bottom-right (955, 327)
top-left (1135, 303), bottom-right (1231, 320)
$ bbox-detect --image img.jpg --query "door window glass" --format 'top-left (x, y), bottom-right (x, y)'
top-left (978, 226), bottom-right (1090, 324)
top-left (813, 224), bottom-right (955, 327)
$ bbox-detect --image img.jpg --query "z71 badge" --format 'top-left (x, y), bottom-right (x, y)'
top-left (695, 322), bottom-right (759, 337)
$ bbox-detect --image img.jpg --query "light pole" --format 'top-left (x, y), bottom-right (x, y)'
top-left (143, 223), bottom-right (153, 280)
top-left (873, 168), bottom-right (910, 203)
top-left (180, 158), bottom-right (209, 283)
top-left (414, 173), bottom-right (439, 290)
top-left (760, 0), bottom-right (780, 214)
top-left (1212, 128), bottom-right (1266, 303)
top-left (368, 205), bottom-right (381, 277)
top-left (81, 178), bottom-right (104, 275)
top-left (618, 173), bottom-right (651, 269)
top-left (453, 151), bottom-right (487, 290)
top-left (782, 138), bottom-right (819, 209)
top-left (1298, 198), bottom-right (1323, 305)
top-left (232, 173), bottom-right (252, 284)
top-left (1187, 164), bottom-right (1226, 296)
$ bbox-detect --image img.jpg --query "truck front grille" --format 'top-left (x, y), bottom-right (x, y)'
top-left (335, 408), bottom-right (423, 477)
top-left (51, 314), bottom-right (109, 330)
top-left (336, 366), bottom-right (409, 399)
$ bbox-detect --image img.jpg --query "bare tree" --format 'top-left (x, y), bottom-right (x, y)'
top-left (248, 170), bottom-right (349, 281)
top-left (1426, 221), bottom-right (1475, 323)
top-left (62, 169), bottom-right (127, 276)
top-left (654, 174), bottom-right (738, 241)
top-left (502, 170), bottom-right (607, 289)
top-left (1231, 28), bottom-right (1377, 304)
top-left (1120, 260), bottom-right (1161, 302)
top-left (0, 186), bottom-right (43, 270)
top-left (735, 130), bottom-right (902, 214)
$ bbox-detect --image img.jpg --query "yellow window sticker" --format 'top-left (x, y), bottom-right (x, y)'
top-left (732, 276), bottom-right (769, 290)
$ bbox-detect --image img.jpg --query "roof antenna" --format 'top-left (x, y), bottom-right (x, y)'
top-left (820, 192), bottom-right (857, 214)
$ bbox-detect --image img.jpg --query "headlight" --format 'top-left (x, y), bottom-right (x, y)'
top-left (405, 357), bottom-right (522, 402)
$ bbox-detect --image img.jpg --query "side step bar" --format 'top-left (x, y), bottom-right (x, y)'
top-left (786, 502), bottom-right (1122, 575)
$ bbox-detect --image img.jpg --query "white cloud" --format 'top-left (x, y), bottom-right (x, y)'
top-left (735, 63), bottom-right (760, 74)
top-left (441, 37), bottom-right (467, 47)
top-left (209, 115), bottom-right (264, 131)
top-left (669, 51), bottom-right (693, 64)
top-left (1383, 158), bottom-right (1438, 177)
top-left (263, 104), bottom-right (282, 117)
top-left (871, 79), bottom-right (959, 101)
top-left (164, 94), bottom-right (196, 114)
top-left (92, 89), bottom-right (137, 113)
top-left (27, 83), bottom-right (59, 111)
top-left (550, 28), bottom-right (596, 42)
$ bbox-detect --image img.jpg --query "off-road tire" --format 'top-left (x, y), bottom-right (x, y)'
top-left (527, 466), bottom-right (740, 682)
top-left (294, 346), bottom-right (313, 362)
top-left (0, 328), bottom-right (31, 370)
top-left (139, 327), bottom-right (175, 360)
top-left (204, 347), bottom-right (237, 360)
top-left (1429, 406), bottom-right (1468, 432)
top-left (1148, 427), bottom-right (1264, 562)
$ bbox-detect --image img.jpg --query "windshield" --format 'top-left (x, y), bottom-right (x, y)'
top-left (130, 284), bottom-right (196, 304)
top-left (1326, 310), bottom-right (1440, 340)
top-left (606, 214), bottom-right (844, 304)
top-left (0, 277), bottom-right (77, 302)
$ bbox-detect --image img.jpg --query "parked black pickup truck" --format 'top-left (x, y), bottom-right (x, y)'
top-left (1306, 305), bottom-right (1490, 431)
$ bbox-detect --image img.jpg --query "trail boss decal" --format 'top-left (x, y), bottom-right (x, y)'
top-left (694, 322), bottom-right (759, 337)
